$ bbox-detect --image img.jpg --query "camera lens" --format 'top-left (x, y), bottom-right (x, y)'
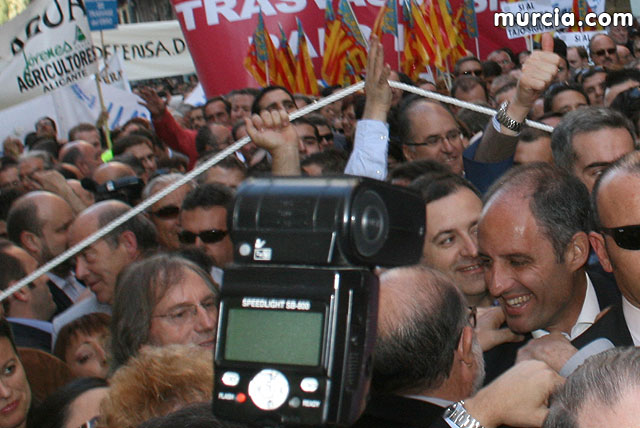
top-left (351, 189), bottom-right (388, 258)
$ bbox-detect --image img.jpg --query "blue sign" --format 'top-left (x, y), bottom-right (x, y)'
top-left (85, 0), bottom-right (118, 31)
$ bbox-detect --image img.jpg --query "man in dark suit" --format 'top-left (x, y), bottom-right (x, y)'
top-left (352, 266), bottom-right (562, 428)
top-left (478, 163), bottom-right (633, 383)
top-left (589, 150), bottom-right (640, 347)
top-left (0, 240), bottom-right (56, 352)
top-left (7, 191), bottom-right (86, 315)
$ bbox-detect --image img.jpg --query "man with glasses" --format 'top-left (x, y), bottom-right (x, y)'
top-left (590, 151), bottom-right (640, 346)
top-left (345, 37), bottom-right (562, 192)
top-left (454, 57), bottom-right (484, 79)
top-left (143, 174), bottom-right (195, 250)
top-left (110, 254), bottom-right (219, 369)
top-left (589, 34), bottom-right (622, 70)
top-left (478, 163), bottom-right (632, 384)
top-left (179, 183), bottom-right (234, 284)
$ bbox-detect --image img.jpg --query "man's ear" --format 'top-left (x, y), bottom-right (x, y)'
top-left (457, 325), bottom-right (475, 366)
top-left (118, 230), bottom-right (139, 257)
top-left (565, 231), bottom-right (590, 272)
top-left (9, 280), bottom-right (30, 303)
top-left (402, 144), bottom-right (416, 162)
top-left (589, 231), bottom-right (613, 272)
top-left (19, 231), bottom-right (41, 255)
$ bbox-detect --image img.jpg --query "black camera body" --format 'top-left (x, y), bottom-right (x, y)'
top-left (213, 265), bottom-right (378, 427)
top-left (230, 177), bottom-right (425, 267)
top-left (212, 177), bottom-right (425, 427)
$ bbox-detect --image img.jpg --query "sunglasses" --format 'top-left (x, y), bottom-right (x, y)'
top-left (601, 224), bottom-right (640, 250)
top-left (178, 229), bottom-right (228, 244)
top-left (593, 48), bottom-right (616, 56)
top-left (151, 205), bottom-right (180, 219)
top-left (462, 69), bottom-right (483, 77)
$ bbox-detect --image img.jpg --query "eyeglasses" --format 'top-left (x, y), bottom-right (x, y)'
top-left (178, 229), bottom-right (228, 244)
top-left (153, 296), bottom-right (218, 326)
top-left (593, 48), bottom-right (616, 57)
top-left (151, 205), bottom-right (180, 219)
top-left (404, 129), bottom-right (463, 147)
top-left (462, 69), bottom-right (483, 77)
top-left (600, 224), bottom-right (640, 250)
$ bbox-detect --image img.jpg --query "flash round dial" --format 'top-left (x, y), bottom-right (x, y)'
top-left (248, 369), bottom-right (290, 410)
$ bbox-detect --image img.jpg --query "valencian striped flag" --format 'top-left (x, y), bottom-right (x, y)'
top-left (321, 0), bottom-right (351, 85)
top-left (275, 24), bottom-right (296, 92)
top-left (570, 0), bottom-right (601, 31)
top-left (402, 0), bottom-right (429, 79)
top-left (295, 18), bottom-right (319, 95)
top-left (243, 22), bottom-right (267, 86)
top-left (372, 0), bottom-right (399, 39)
top-left (338, 0), bottom-right (368, 75)
top-left (413, 0), bottom-right (442, 70)
top-left (461, 0), bottom-right (478, 38)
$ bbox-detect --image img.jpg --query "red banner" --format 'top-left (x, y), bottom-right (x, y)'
top-left (170, 0), bottom-right (525, 97)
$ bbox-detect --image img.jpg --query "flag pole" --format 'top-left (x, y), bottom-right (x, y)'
top-left (474, 37), bottom-right (480, 58)
top-left (97, 30), bottom-right (112, 153)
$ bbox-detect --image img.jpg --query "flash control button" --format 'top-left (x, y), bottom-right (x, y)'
top-left (300, 377), bottom-right (319, 393)
top-left (248, 369), bottom-right (289, 411)
top-left (221, 371), bottom-right (240, 387)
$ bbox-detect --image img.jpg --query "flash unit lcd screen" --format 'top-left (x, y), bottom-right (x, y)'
top-left (224, 308), bottom-right (324, 366)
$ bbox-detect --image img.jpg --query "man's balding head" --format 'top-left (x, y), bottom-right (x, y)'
top-left (374, 266), bottom-right (483, 398)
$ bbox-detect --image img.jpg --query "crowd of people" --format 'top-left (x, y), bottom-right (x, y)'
top-left (1, 17), bottom-right (640, 428)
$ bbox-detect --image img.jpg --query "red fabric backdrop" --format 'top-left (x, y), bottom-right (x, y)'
top-left (169, 0), bottom-right (526, 97)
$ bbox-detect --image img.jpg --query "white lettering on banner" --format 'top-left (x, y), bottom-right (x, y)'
top-left (204, 0), bottom-right (241, 25)
top-left (174, 0), bottom-right (202, 30)
top-left (174, 0), bottom-right (393, 28)
top-left (274, 0), bottom-right (306, 14)
top-left (240, 0), bottom-right (277, 19)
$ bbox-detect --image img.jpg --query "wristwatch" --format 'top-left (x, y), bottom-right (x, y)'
top-left (443, 400), bottom-right (485, 428)
top-left (495, 101), bottom-right (523, 133)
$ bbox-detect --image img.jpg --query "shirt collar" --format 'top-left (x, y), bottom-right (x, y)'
top-left (532, 272), bottom-right (599, 340)
top-left (622, 296), bottom-right (640, 346)
top-left (6, 317), bottom-right (53, 334)
top-left (403, 394), bottom-right (453, 408)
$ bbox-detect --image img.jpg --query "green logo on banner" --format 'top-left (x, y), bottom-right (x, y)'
top-left (75, 26), bottom-right (86, 42)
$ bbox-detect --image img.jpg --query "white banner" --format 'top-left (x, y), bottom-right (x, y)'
top-left (556, 30), bottom-right (606, 47)
top-left (99, 51), bottom-right (130, 92)
top-left (0, 76), bottom-right (150, 147)
top-left (0, 0), bottom-right (99, 111)
top-left (90, 21), bottom-right (196, 81)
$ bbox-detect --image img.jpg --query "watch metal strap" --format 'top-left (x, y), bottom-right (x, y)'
top-left (443, 400), bottom-right (485, 428)
top-left (496, 101), bottom-right (523, 133)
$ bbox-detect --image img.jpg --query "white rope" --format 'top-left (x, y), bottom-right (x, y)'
top-left (388, 81), bottom-right (555, 133)
top-left (2, 79), bottom-right (553, 303)
top-left (0, 81), bottom-right (365, 304)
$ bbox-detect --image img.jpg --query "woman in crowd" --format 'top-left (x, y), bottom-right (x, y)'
top-left (53, 313), bottom-right (111, 379)
top-left (0, 318), bottom-right (32, 428)
top-left (28, 377), bottom-right (109, 428)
